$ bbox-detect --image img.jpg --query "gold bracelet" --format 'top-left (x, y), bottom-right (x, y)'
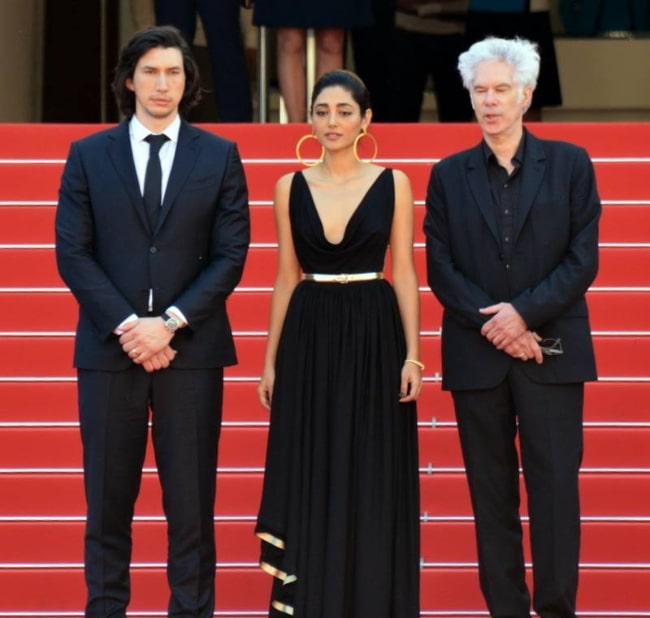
top-left (404, 358), bottom-right (425, 370)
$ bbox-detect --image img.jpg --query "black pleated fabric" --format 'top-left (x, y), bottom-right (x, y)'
top-left (256, 170), bottom-right (420, 618)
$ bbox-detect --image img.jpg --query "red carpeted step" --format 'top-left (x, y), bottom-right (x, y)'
top-left (2, 472), bottom-right (649, 517)
top-left (1, 380), bottom-right (647, 425)
top-left (1, 158), bottom-right (649, 203)
top-left (412, 202), bottom-right (650, 244)
top-left (2, 245), bottom-right (649, 289)
top-left (598, 203), bottom-right (650, 243)
top-left (0, 161), bottom-right (294, 203)
top-left (586, 291), bottom-right (650, 331)
top-left (3, 201), bottom-right (649, 246)
top-left (0, 472), bottom-right (265, 517)
top-left (0, 425), bottom-right (269, 469)
top-left (0, 203), bottom-right (276, 245)
top-left (2, 518), bottom-right (648, 565)
top-left (3, 122), bottom-right (650, 160)
top-left (3, 425), bottom-right (650, 470)
top-left (0, 380), bottom-right (457, 424)
top-left (4, 288), bottom-right (649, 333)
top-left (2, 123), bottom-right (650, 618)
top-left (0, 519), bottom-right (260, 564)
top-left (0, 566), bottom-right (648, 612)
top-left (0, 567), bottom-right (272, 611)
top-left (0, 334), bottom-right (647, 378)
top-left (420, 519), bottom-right (650, 564)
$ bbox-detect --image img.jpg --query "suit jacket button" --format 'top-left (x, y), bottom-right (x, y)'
top-left (149, 246), bottom-right (158, 254)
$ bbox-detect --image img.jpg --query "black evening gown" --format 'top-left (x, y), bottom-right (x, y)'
top-left (256, 169), bottom-right (420, 618)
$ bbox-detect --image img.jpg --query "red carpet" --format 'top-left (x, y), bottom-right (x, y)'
top-left (0, 122), bottom-right (649, 617)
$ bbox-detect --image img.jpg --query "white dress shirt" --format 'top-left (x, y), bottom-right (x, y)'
top-left (114, 114), bottom-right (188, 333)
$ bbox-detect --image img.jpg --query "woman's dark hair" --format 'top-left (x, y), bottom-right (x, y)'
top-left (111, 25), bottom-right (202, 118)
top-left (310, 70), bottom-right (371, 115)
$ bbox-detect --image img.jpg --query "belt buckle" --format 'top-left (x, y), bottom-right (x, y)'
top-left (335, 274), bottom-right (350, 284)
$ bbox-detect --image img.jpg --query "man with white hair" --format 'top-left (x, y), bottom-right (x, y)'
top-left (424, 37), bottom-right (601, 618)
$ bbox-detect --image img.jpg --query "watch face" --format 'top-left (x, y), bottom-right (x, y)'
top-left (164, 316), bottom-right (179, 331)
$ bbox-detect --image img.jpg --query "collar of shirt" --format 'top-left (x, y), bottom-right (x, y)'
top-left (482, 129), bottom-right (527, 172)
top-left (129, 114), bottom-right (181, 196)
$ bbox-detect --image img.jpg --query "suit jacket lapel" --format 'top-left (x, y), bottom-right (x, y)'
top-left (107, 121), bottom-right (150, 232)
top-left (515, 132), bottom-right (546, 242)
top-left (467, 144), bottom-right (501, 244)
top-left (155, 121), bottom-right (201, 235)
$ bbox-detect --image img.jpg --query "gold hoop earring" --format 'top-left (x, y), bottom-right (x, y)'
top-left (295, 133), bottom-right (324, 167)
top-left (353, 129), bottom-right (378, 163)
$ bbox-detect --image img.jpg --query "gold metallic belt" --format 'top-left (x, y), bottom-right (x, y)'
top-left (303, 272), bottom-right (384, 284)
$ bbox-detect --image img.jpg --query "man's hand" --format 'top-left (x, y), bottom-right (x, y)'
top-left (119, 317), bottom-right (175, 364)
top-left (142, 345), bottom-right (178, 373)
top-left (503, 331), bottom-right (543, 364)
top-left (480, 302), bottom-right (528, 349)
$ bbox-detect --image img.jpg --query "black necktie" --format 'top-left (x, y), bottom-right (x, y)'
top-left (143, 134), bottom-right (169, 230)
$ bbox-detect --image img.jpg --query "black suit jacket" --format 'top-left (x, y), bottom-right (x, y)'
top-left (424, 130), bottom-right (600, 391)
top-left (55, 119), bottom-right (250, 370)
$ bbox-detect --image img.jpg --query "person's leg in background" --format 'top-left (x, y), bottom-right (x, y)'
top-left (391, 27), bottom-right (429, 122)
top-left (276, 27), bottom-right (308, 122)
top-left (428, 33), bottom-right (474, 122)
top-left (315, 28), bottom-right (346, 80)
top-left (154, 0), bottom-right (253, 121)
top-left (350, 0), bottom-right (399, 122)
top-left (195, 0), bottom-right (253, 121)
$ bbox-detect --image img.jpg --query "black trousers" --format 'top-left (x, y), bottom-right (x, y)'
top-left (452, 363), bottom-right (583, 618)
top-left (78, 365), bottom-right (224, 618)
top-left (154, 0), bottom-right (253, 121)
top-left (392, 30), bottom-right (474, 123)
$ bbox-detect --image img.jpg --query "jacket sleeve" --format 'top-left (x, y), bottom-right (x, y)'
top-left (55, 141), bottom-right (135, 340)
top-left (511, 147), bottom-right (601, 329)
top-left (424, 161), bottom-right (497, 330)
top-left (171, 142), bottom-right (251, 329)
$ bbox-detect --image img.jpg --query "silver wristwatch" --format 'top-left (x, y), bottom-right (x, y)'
top-left (161, 312), bottom-right (179, 333)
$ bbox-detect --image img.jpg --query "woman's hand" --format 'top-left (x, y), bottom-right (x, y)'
top-left (258, 368), bottom-right (275, 410)
top-left (399, 361), bottom-right (423, 403)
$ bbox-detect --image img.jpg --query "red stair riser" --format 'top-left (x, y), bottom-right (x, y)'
top-left (3, 289), bottom-right (649, 333)
top-left (3, 202), bottom-right (649, 245)
top-left (3, 122), bottom-right (650, 159)
top-left (0, 334), bottom-right (647, 377)
top-left (1, 380), bottom-right (647, 425)
top-left (1, 123), bottom-right (650, 618)
top-left (0, 159), bottom-right (648, 202)
top-left (1, 245), bottom-right (648, 288)
top-left (0, 567), bottom-right (648, 610)
top-left (3, 519), bottom-right (648, 564)
top-left (0, 520), bottom-right (259, 564)
top-left (2, 473), bottom-right (650, 517)
top-left (3, 425), bottom-right (650, 469)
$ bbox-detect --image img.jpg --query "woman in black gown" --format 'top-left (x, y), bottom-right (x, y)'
top-left (256, 70), bottom-right (422, 618)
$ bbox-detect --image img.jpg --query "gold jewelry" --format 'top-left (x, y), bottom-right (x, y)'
top-left (353, 129), bottom-right (378, 163)
top-left (295, 133), bottom-right (324, 167)
top-left (304, 272), bottom-right (383, 284)
top-left (404, 359), bottom-right (425, 370)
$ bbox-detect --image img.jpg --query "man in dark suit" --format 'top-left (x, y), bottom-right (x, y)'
top-left (424, 37), bottom-right (600, 618)
top-left (55, 26), bottom-right (250, 617)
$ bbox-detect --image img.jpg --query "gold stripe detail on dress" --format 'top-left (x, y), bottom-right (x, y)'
top-left (260, 560), bottom-right (289, 581)
top-left (257, 530), bottom-right (286, 550)
top-left (303, 272), bottom-right (383, 284)
top-left (272, 600), bottom-right (295, 615)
